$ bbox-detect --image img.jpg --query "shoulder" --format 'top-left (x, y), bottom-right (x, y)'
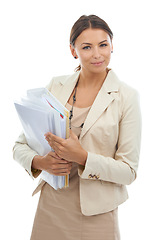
top-left (110, 70), bottom-right (139, 96)
top-left (109, 70), bottom-right (140, 105)
top-left (108, 70), bottom-right (140, 115)
top-left (46, 72), bottom-right (80, 91)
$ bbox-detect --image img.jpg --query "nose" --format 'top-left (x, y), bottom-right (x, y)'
top-left (92, 46), bottom-right (101, 59)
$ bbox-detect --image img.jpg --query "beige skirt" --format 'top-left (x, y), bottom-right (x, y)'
top-left (30, 179), bottom-right (120, 240)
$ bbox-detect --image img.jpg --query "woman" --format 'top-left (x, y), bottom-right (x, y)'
top-left (13, 15), bottom-right (141, 240)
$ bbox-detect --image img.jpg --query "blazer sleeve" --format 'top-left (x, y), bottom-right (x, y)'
top-left (12, 132), bottom-right (41, 179)
top-left (78, 90), bottom-right (142, 185)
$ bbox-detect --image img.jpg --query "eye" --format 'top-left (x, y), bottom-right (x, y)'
top-left (100, 43), bottom-right (108, 47)
top-left (82, 46), bottom-right (91, 50)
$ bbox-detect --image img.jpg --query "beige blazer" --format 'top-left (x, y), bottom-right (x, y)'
top-left (13, 69), bottom-right (141, 216)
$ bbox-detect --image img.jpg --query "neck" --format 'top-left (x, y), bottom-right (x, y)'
top-left (78, 68), bottom-right (109, 88)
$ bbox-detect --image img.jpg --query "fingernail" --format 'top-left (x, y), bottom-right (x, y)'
top-left (45, 136), bottom-right (48, 141)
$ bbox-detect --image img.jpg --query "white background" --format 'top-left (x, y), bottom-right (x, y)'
top-left (0, 0), bottom-right (160, 239)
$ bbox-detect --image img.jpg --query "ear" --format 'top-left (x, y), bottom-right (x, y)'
top-left (111, 42), bottom-right (113, 53)
top-left (70, 44), bottom-right (78, 59)
top-left (110, 38), bottom-right (113, 53)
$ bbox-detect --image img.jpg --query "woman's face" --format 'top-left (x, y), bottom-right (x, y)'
top-left (70, 28), bottom-right (113, 74)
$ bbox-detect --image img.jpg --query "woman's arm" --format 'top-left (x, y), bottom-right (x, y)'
top-left (13, 77), bottom-right (72, 178)
top-left (13, 132), bottom-right (41, 178)
top-left (79, 90), bottom-right (142, 185)
top-left (13, 132), bottom-right (72, 178)
top-left (45, 91), bottom-right (141, 186)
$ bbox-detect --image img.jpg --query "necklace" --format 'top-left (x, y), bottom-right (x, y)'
top-left (69, 78), bottom-right (84, 129)
top-left (69, 69), bottom-right (109, 129)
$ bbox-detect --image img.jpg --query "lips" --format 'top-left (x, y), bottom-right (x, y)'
top-left (91, 61), bottom-right (104, 66)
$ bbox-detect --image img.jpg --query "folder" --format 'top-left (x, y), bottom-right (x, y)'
top-left (14, 88), bottom-right (69, 190)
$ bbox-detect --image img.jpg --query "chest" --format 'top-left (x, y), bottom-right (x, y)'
top-left (80, 102), bottom-right (121, 157)
top-left (67, 87), bottom-right (101, 108)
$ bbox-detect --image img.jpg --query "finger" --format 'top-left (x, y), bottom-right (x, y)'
top-left (51, 151), bottom-right (63, 160)
top-left (47, 141), bottom-right (61, 154)
top-left (50, 141), bottom-right (61, 149)
top-left (52, 172), bottom-right (69, 176)
top-left (45, 132), bottom-right (64, 144)
top-left (52, 164), bottom-right (71, 173)
top-left (69, 129), bottom-right (74, 136)
top-left (48, 154), bottom-right (68, 164)
top-left (52, 163), bottom-right (71, 169)
top-left (53, 154), bottom-right (72, 164)
top-left (45, 137), bottom-right (63, 153)
top-left (54, 159), bottom-right (69, 164)
top-left (54, 152), bottom-right (62, 159)
top-left (47, 169), bottom-right (69, 176)
top-left (69, 129), bottom-right (78, 140)
top-left (51, 143), bottom-right (62, 156)
top-left (48, 151), bottom-right (65, 161)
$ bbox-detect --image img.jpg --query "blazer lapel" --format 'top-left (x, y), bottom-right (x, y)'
top-left (54, 71), bottom-right (80, 106)
top-left (79, 70), bottom-right (120, 140)
top-left (54, 70), bottom-right (120, 140)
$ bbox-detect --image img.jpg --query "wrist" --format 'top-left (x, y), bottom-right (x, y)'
top-left (78, 150), bottom-right (88, 166)
top-left (32, 155), bottom-right (43, 170)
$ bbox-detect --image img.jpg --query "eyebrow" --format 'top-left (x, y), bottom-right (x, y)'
top-left (81, 40), bottom-right (108, 46)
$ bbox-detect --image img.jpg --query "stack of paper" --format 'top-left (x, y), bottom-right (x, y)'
top-left (14, 88), bottom-right (69, 190)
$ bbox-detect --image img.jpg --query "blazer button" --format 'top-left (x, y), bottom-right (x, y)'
top-left (88, 174), bottom-right (93, 179)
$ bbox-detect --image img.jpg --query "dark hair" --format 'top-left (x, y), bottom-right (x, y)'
top-left (70, 15), bottom-right (113, 71)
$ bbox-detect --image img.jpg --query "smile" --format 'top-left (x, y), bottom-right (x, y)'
top-left (91, 61), bottom-right (104, 66)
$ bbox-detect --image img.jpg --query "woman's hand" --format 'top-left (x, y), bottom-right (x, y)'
top-left (32, 151), bottom-right (72, 176)
top-left (44, 130), bottom-right (88, 166)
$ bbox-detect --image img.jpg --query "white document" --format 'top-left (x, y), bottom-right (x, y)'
top-left (14, 88), bottom-right (69, 190)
